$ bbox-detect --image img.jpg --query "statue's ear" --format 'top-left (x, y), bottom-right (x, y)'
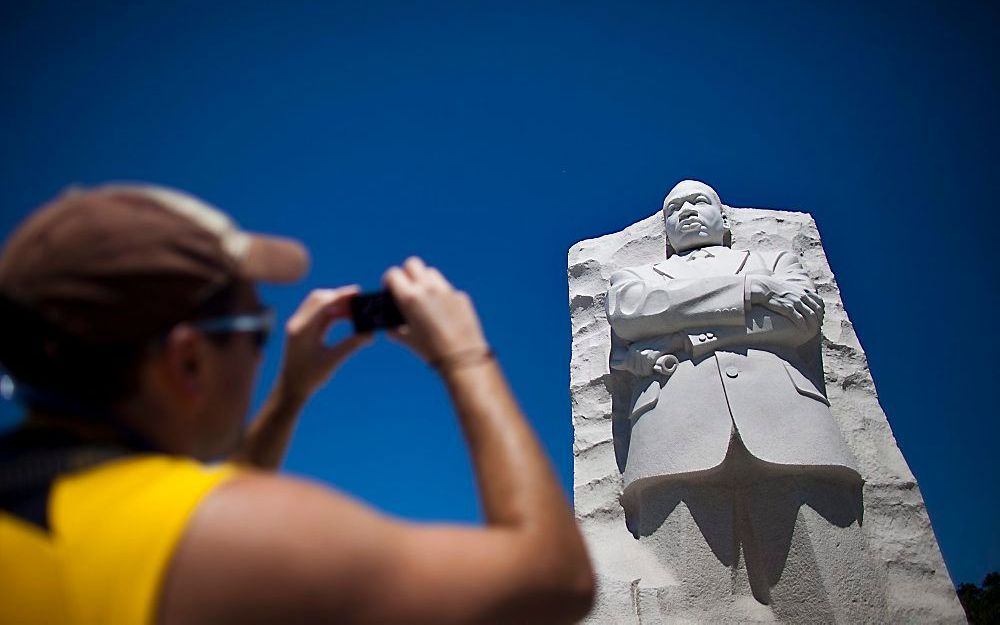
top-left (722, 207), bottom-right (733, 248)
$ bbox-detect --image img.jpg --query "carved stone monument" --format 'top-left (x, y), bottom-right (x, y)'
top-left (569, 181), bottom-right (966, 623)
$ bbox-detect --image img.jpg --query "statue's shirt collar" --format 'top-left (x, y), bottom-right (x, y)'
top-left (653, 246), bottom-right (749, 279)
top-left (683, 248), bottom-right (716, 261)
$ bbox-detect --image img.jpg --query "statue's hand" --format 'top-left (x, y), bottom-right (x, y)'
top-left (622, 347), bottom-right (662, 377)
top-left (749, 276), bottom-right (824, 332)
top-left (621, 348), bottom-right (680, 377)
top-left (652, 354), bottom-right (680, 377)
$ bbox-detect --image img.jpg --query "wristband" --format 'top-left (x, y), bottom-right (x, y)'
top-left (429, 346), bottom-right (495, 372)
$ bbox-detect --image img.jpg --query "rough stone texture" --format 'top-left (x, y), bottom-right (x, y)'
top-left (569, 207), bottom-right (966, 624)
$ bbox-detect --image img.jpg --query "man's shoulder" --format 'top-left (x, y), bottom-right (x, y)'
top-left (56, 454), bottom-right (237, 522)
top-left (159, 471), bottom-right (388, 624)
top-left (181, 471), bottom-right (371, 539)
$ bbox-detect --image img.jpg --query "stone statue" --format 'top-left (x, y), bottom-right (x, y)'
top-left (569, 183), bottom-right (966, 621)
top-left (606, 180), bottom-right (861, 519)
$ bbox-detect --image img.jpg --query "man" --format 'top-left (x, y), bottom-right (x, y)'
top-left (605, 179), bottom-right (860, 518)
top-left (0, 184), bottom-right (594, 624)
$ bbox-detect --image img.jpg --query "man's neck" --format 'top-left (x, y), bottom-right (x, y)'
top-left (25, 412), bottom-right (133, 444)
top-left (25, 403), bottom-right (167, 453)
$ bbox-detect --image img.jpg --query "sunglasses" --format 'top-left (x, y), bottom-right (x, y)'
top-left (190, 307), bottom-right (276, 349)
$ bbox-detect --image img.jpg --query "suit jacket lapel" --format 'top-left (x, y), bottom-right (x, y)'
top-left (653, 248), bottom-right (750, 279)
top-left (722, 249), bottom-right (751, 275)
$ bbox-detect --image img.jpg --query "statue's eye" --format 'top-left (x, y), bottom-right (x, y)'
top-left (696, 197), bottom-right (709, 204)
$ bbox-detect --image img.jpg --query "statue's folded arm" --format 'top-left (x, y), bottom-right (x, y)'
top-left (606, 271), bottom-right (748, 341)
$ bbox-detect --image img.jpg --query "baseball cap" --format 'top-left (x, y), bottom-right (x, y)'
top-left (0, 183), bottom-right (310, 345)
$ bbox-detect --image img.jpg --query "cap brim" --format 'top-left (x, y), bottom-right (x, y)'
top-left (240, 234), bottom-right (310, 283)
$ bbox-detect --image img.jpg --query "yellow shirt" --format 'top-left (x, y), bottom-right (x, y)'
top-left (0, 454), bottom-right (238, 625)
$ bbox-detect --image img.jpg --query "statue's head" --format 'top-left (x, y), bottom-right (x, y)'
top-left (662, 179), bottom-right (727, 254)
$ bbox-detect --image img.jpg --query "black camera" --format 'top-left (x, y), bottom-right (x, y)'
top-left (350, 291), bottom-right (405, 333)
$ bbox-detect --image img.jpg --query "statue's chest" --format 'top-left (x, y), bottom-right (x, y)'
top-left (739, 252), bottom-right (774, 276)
top-left (653, 250), bottom-right (772, 280)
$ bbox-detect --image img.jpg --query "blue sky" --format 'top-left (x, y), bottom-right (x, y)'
top-left (1, 1), bottom-right (996, 586)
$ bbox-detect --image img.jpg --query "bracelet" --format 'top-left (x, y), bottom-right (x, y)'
top-left (429, 346), bottom-right (495, 372)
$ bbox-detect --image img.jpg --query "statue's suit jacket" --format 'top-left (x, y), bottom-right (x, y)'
top-left (605, 246), bottom-right (859, 494)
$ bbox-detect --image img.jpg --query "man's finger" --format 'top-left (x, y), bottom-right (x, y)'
top-left (384, 266), bottom-right (417, 300)
top-left (425, 266), bottom-right (452, 293)
top-left (403, 256), bottom-right (429, 282)
top-left (288, 286), bottom-right (360, 335)
top-left (386, 326), bottom-right (418, 351)
top-left (293, 289), bottom-right (337, 321)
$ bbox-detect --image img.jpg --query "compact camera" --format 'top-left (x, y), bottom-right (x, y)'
top-left (349, 291), bottom-right (405, 333)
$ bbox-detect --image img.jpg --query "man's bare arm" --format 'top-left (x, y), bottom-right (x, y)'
top-left (231, 287), bottom-right (371, 469)
top-left (228, 382), bottom-right (306, 469)
top-left (161, 258), bottom-right (595, 625)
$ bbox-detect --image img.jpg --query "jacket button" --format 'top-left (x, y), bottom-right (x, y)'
top-left (725, 366), bottom-right (739, 378)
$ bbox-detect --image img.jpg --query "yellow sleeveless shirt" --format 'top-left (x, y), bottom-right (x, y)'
top-left (0, 453), bottom-right (238, 625)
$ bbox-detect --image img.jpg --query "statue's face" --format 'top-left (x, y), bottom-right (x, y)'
top-left (662, 180), bottom-right (725, 253)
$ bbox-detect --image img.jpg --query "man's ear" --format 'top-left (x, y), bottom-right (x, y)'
top-left (152, 325), bottom-right (210, 408)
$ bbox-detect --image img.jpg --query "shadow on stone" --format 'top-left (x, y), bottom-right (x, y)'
top-left (623, 432), bottom-right (864, 605)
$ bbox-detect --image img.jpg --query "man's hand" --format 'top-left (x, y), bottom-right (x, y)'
top-left (382, 257), bottom-right (488, 365)
top-left (277, 286), bottom-right (373, 402)
top-left (749, 275), bottom-right (824, 332)
top-left (232, 287), bottom-right (371, 469)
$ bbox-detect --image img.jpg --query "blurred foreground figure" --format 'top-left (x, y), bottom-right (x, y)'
top-left (0, 185), bottom-right (594, 625)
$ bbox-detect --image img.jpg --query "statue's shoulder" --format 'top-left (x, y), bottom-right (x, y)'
top-left (735, 248), bottom-right (789, 271)
top-left (608, 261), bottom-right (661, 286)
